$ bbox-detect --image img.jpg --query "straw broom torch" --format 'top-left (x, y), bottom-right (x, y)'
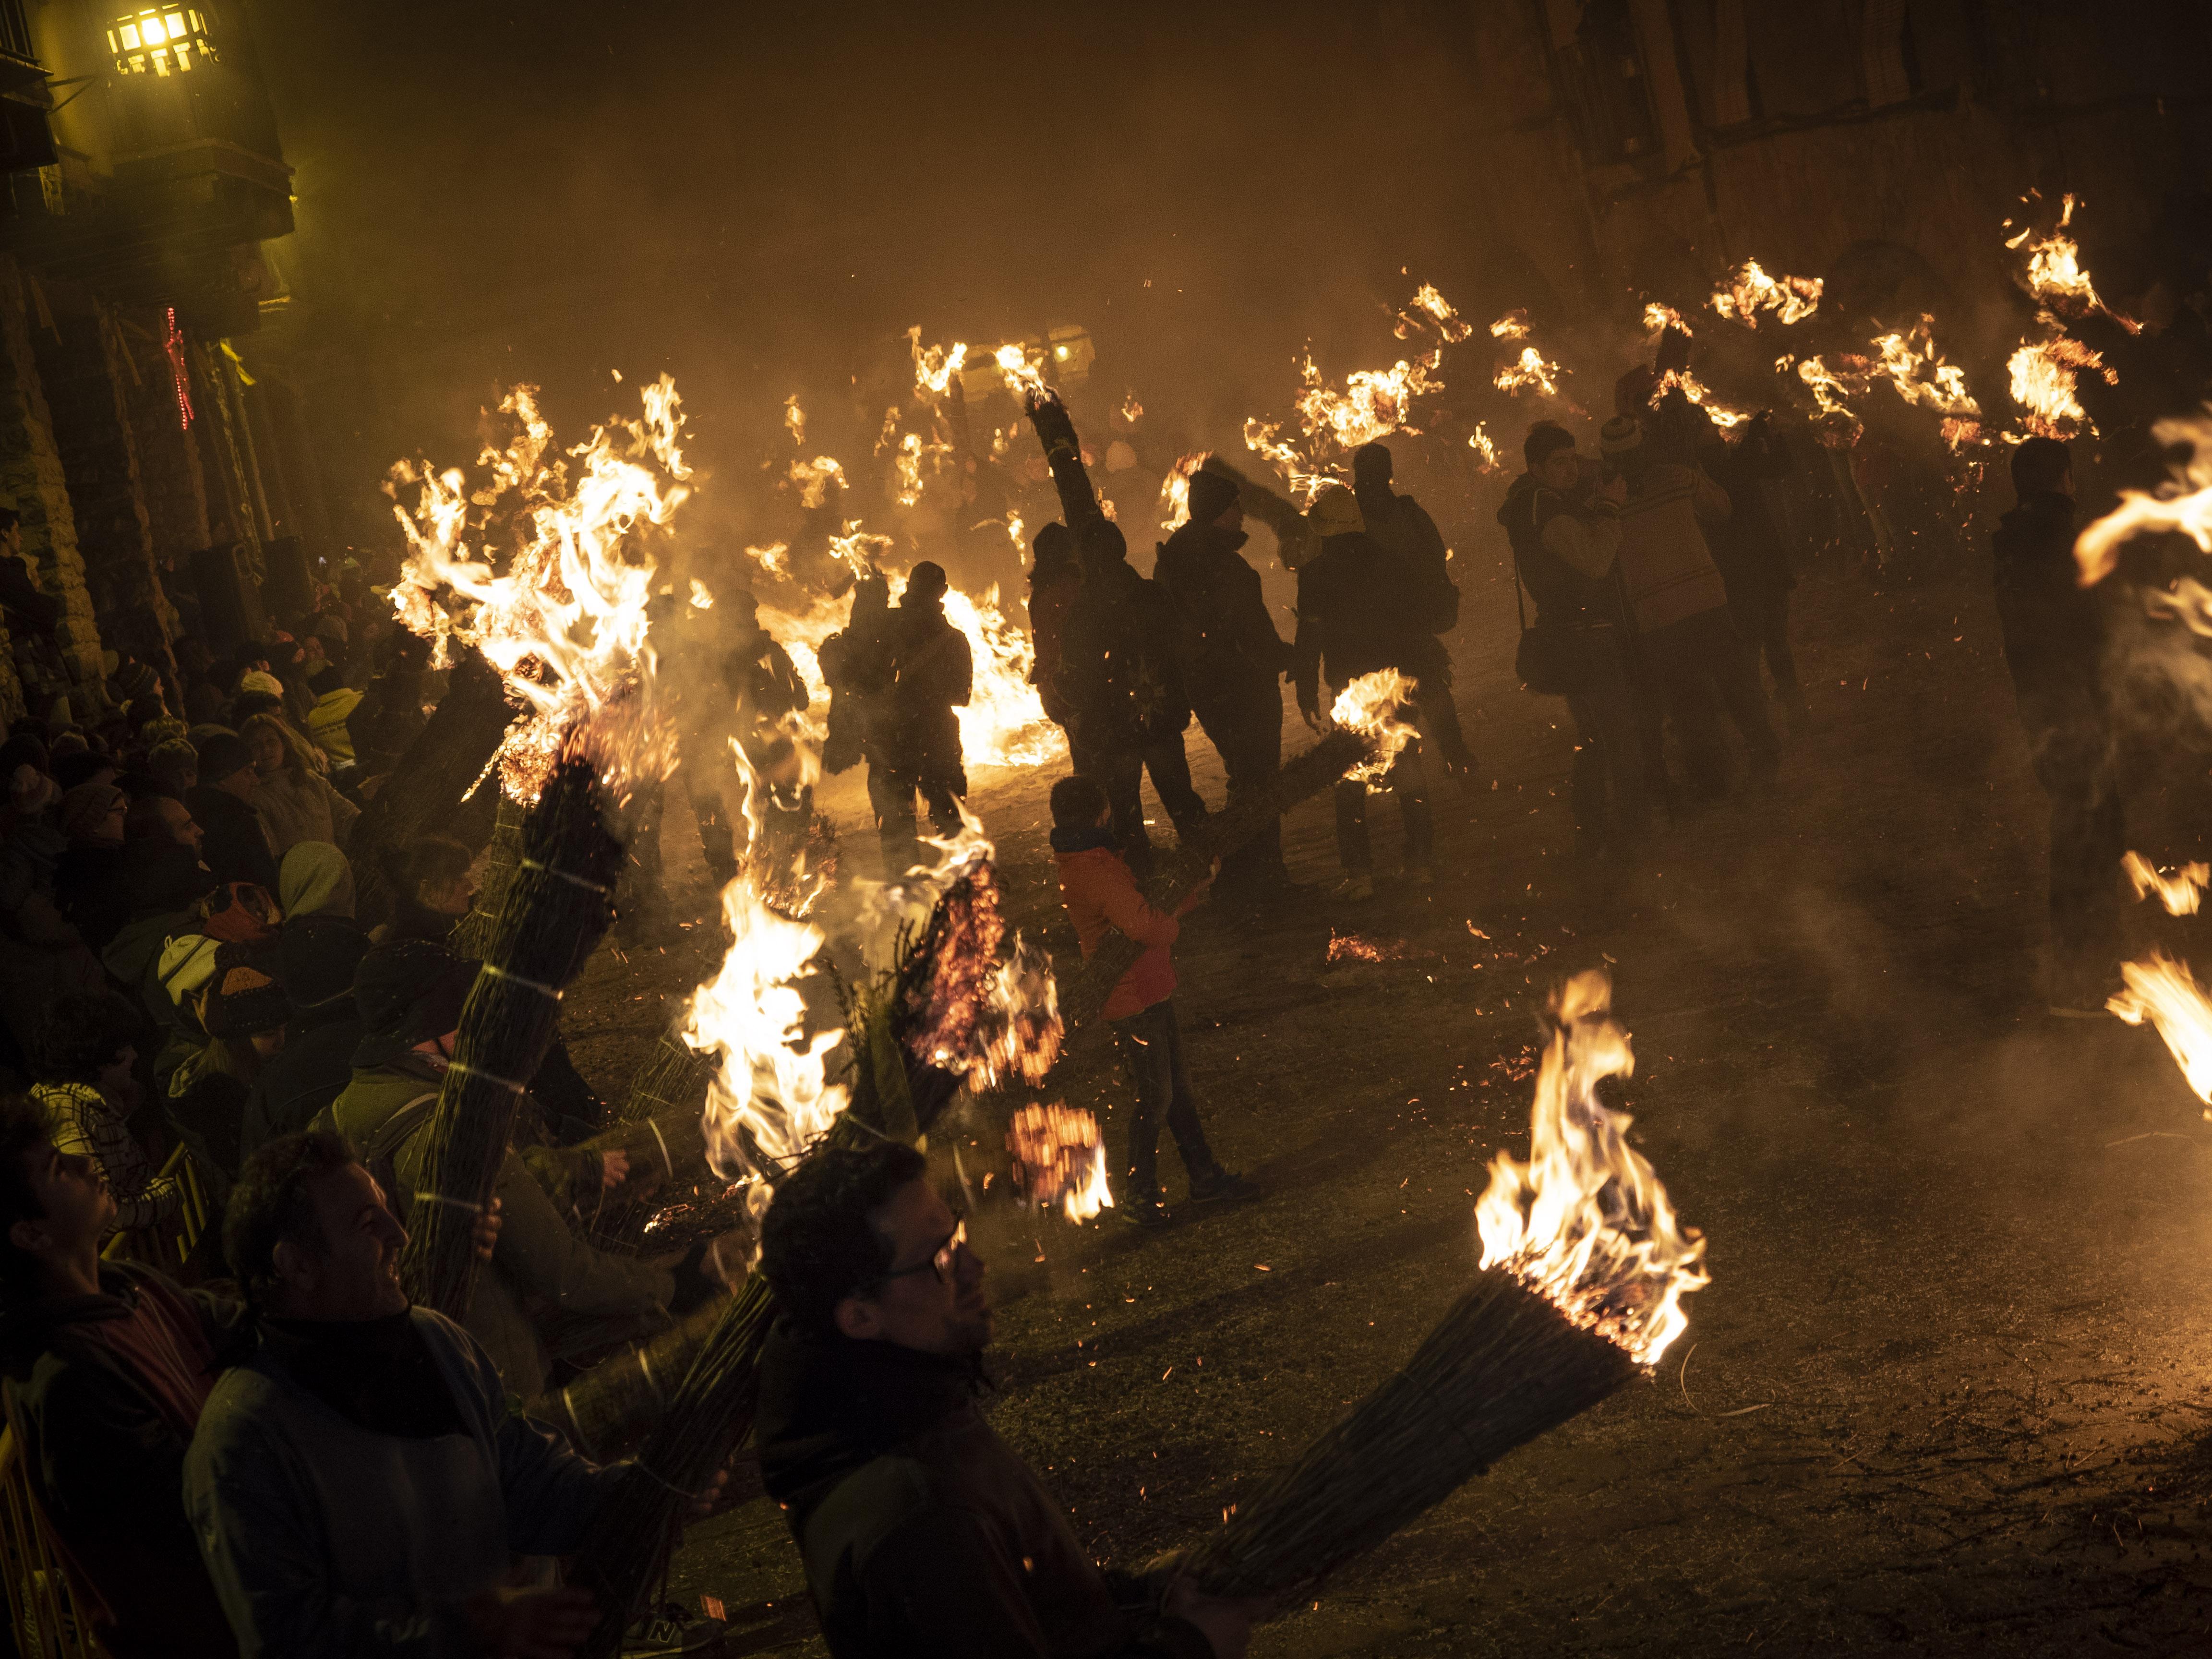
top-left (1172, 971), bottom-right (1708, 1605)
top-left (565, 861), bottom-right (1025, 1654)
top-left (397, 752), bottom-right (629, 1319)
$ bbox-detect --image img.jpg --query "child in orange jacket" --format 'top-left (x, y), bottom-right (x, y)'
top-left (1050, 774), bottom-right (1258, 1227)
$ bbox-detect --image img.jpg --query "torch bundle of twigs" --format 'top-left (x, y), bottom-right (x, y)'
top-left (449, 791), bottom-right (530, 958)
top-left (563, 864), bottom-right (1008, 1654)
top-left (397, 753), bottom-right (628, 1318)
top-left (1172, 969), bottom-right (1704, 1609)
top-left (530, 1291), bottom-right (733, 1461)
top-left (1178, 1270), bottom-right (1637, 1600)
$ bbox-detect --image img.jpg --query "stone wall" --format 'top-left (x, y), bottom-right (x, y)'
top-left (35, 290), bottom-right (179, 696)
top-left (0, 256), bottom-right (102, 721)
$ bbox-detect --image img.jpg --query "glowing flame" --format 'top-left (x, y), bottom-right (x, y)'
top-left (790, 456), bottom-right (847, 510)
top-left (2123, 850), bottom-right (2209, 916)
top-left (1710, 259), bottom-right (1823, 329)
top-left (1489, 311), bottom-right (1531, 340)
top-left (910, 328), bottom-right (970, 398)
top-left (2007, 193), bottom-right (2140, 334)
top-left (783, 394), bottom-right (805, 448)
top-left (1870, 318), bottom-right (1982, 448)
top-left (894, 431), bottom-right (950, 508)
top-left (683, 868), bottom-right (847, 1226)
top-left (1395, 283), bottom-right (1474, 344)
top-left (746, 541), bottom-right (793, 581)
top-left (2108, 950), bottom-right (2212, 1111)
top-left (1475, 970), bottom-right (1708, 1365)
top-left (1329, 668), bottom-right (1421, 782)
top-left (1495, 344), bottom-right (1562, 400)
top-left (1467, 422), bottom-right (1503, 474)
top-left (1643, 301), bottom-right (1691, 338)
top-left (1006, 1104), bottom-right (1112, 1222)
top-left (687, 578), bottom-right (713, 609)
top-left (994, 343), bottom-right (1050, 401)
top-left (2075, 409), bottom-right (2212, 586)
top-left (1654, 369), bottom-right (1750, 431)
top-left (1118, 389), bottom-right (1144, 424)
top-left (2007, 333), bottom-right (2110, 439)
top-left (388, 376), bottom-right (690, 802)
top-left (1795, 357), bottom-right (1858, 425)
top-left (1159, 451), bottom-right (1210, 532)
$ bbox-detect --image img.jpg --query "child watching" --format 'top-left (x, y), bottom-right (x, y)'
top-left (1050, 773), bottom-right (1258, 1227)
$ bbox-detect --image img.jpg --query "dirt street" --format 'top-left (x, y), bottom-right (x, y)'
top-left (562, 532), bottom-right (2212, 1657)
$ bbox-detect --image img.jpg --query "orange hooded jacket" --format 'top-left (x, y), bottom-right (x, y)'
top-left (1053, 842), bottom-right (1194, 1021)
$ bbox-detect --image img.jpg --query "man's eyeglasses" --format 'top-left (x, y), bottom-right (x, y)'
top-left (881, 1219), bottom-right (967, 1287)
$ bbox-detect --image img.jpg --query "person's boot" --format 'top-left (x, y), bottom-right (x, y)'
top-left (1118, 1186), bottom-right (1172, 1229)
top-left (1188, 1165), bottom-right (1260, 1203)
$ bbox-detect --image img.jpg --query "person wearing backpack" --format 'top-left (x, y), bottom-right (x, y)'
top-left (1351, 442), bottom-right (1476, 778)
top-left (1055, 519), bottom-right (1207, 882)
top-left (1496, 422), bottom-right (1653, 859)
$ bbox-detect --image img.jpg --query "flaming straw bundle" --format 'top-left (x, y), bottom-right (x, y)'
top-left (397, 754), bottom-right (629, 1318)
top-left (1006, 1104), bottom-right (1113, 1222)
top-left (2123, 852), bottom-right (2210, 917)
top-left (1177, 971), bottom-right (1705, 1603)
top-left (565, 847), bottom-right (1056, 1652)
top-left (2107, 950), bottom-right (2212, 1110)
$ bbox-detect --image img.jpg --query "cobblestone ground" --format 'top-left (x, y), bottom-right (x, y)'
top-left (563, 533), bottom-right (2212, 1657)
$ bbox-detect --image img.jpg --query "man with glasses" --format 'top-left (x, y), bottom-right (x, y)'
top-left (756, 1141), bottom-right (1260, 1658)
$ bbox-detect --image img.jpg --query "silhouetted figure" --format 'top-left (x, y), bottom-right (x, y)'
top-left (871, 563), bottom-right (972, 874)
top-left (1991, 436), bottom-right (2125, 1014)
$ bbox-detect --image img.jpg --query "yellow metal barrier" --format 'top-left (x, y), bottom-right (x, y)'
top-left (98, 1143), bottom-right (210, 1271)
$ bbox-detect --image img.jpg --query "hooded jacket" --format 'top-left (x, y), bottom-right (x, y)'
top-left (306, 683), bottom-right (362, 767)
top-left (1053, 830), bottom-right (1182, 1022)
top-left (1291, 530), bottom-right (1422, 712)
top-left (0, 1262), bottom-right (248, 1659)
top-left (320, 1056), bottom-right (673, 1399)
top-left (1153, 519), bottom-right (1288, 701)
top-left (756, 1319), bottom-right (1209, 1659)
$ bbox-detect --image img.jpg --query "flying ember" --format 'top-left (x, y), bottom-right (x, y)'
top-left (1005, 1104), bottom-right (1113, 1222)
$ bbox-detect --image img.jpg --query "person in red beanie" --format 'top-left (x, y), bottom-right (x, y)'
top-left (1050, 773), bottom-right (1257, 1228)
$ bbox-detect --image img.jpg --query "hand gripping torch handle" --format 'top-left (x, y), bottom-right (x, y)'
top-left (1023, 388), bottom-right (1103, 530)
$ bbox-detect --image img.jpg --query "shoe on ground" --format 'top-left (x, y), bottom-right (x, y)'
top-left (1119, 1193), bottom-right (1173, 1229)
top-left (1188, 1167), bottom-right (1260, 1203)
top-left (1333, 871), bottom-right (1375, 902)
top-left (624, 1603), bottom-right (726, 1657)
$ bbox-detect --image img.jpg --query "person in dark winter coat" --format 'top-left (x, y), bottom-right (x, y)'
top-left (757, 1138), bottom-right (1258, 1659)
top-left (1292, 484), bottom-right (1433, 896)
top-left (1055, 520), bottom-right (1208, 881)
top-left (1990, 436), bottom-right (2125, 1013)
top-left (1154, 471), bottom-right (1292, 891)
top-left (870, 563), bottom-right (973, 875)
top-left (1025, 521), bottom-right (1082, 735)
top-left (186, 733), bottom-right (279, 893)
top-left (1497, 423), bottom-right (1652, 857)
top-left (239, 914), bottom-right (368, 1160)
top-left (0, 1094), bottom-right (246, 1659)
top-left (1350, 443), bottom-right (1475, 775)
top-left (818, 572), bottom-right (894, 779)
top-left (185, 1130), bottom-right (669, 1659)
top-left (1705, 412), bottom-right (1809, 730)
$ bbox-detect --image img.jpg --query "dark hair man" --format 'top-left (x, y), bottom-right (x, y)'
top-left (0, 1093), bottom-right (244, 1657)
top-left (757, 1141), bottom-right (1260, 1657)
top-left (1495, 422), bottom-right (1652, 859)
top-left (1154, 471), bottom-right (1296, 896)
top-left (1991, 436), bottom-right (2124, 1013)
top-left (1348, 442), bottom-right (1476, 777)
top-left (1055, 518), bottom-right (1209, 882)
top-left (870, 562), bottom-right (973, 876)
top-left (185, 1130), bottom-right (646, 1659)
top-left (1049, 772), bottom-right (1255, 1225)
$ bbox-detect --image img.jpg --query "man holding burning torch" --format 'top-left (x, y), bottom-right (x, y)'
top-left (757, 1139), bottom-right (1261, 1658)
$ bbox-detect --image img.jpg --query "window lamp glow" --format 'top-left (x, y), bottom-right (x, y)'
top-left (108, 7), bottom-right (217, 75)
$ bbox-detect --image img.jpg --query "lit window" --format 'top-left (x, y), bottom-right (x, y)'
top-left (108, 6), bottom-right (218, 74)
